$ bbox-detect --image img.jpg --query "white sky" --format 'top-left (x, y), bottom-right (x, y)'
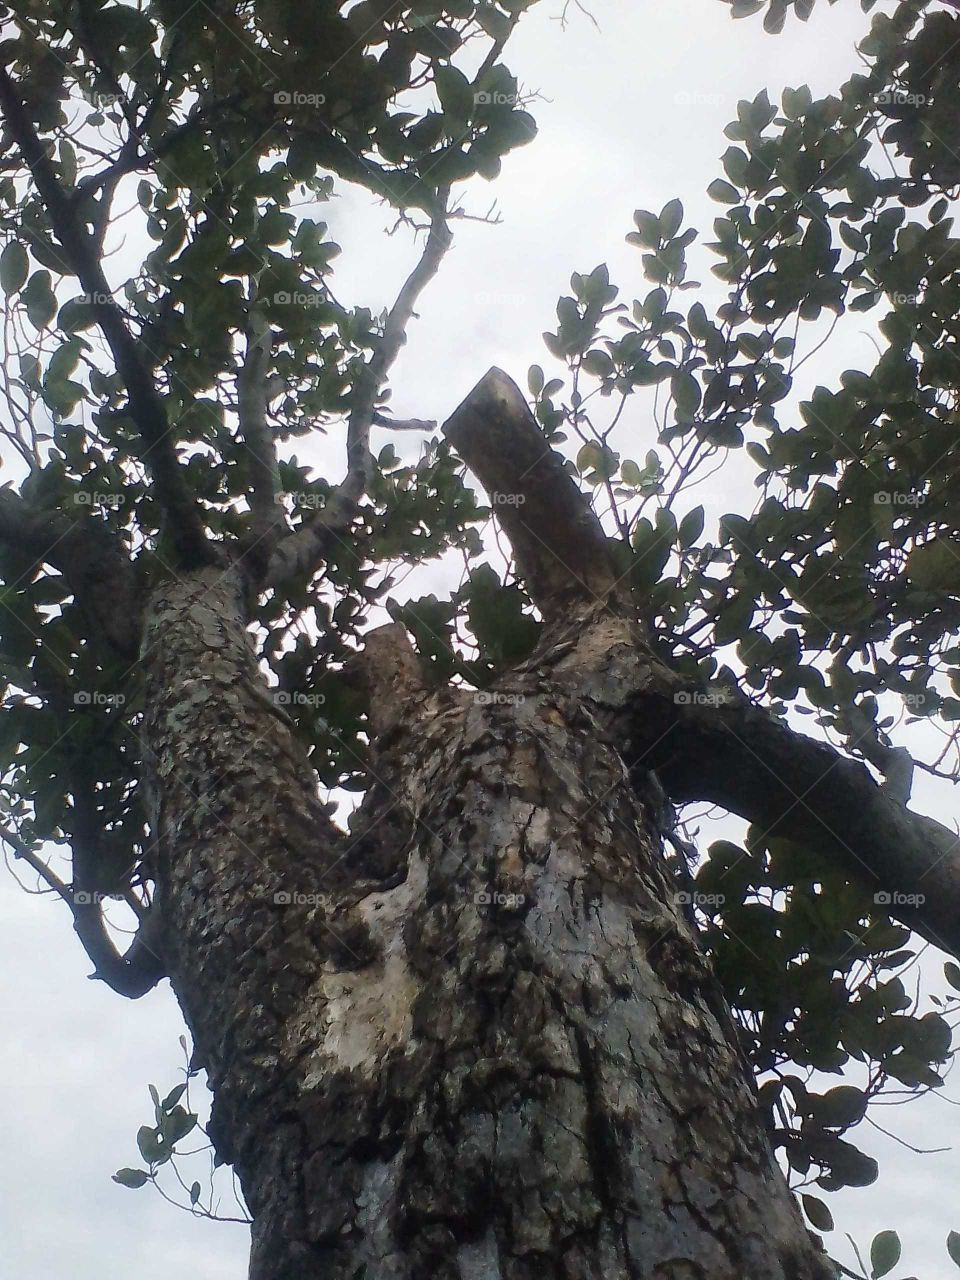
top-left (3, 1), bottom-right (960, 1277)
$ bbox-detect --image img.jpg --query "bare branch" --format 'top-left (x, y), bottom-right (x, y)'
top-left (265, 192), bottom-right (453, 587)
top-left (236, 320), bottom-right (288, 572)
top-left (0, 821), bottom-right (164, 999)
top-left (0, 66), bottom-right (213, 568)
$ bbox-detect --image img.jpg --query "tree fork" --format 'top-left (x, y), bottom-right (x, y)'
top-left (141, 582), bottom-right (833, 1276)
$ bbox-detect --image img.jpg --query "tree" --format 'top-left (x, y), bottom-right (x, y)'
top-left (2, 0), bottom-right (960, 1274)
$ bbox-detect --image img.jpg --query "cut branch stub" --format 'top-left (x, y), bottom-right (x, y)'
top-left (443, 368), bottom-right (618, 618)
top-left (351, 623), bottom-right (429, 739)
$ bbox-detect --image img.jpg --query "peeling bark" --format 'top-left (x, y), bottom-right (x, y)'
top-left (141, 582), bottom-right (831, 1280)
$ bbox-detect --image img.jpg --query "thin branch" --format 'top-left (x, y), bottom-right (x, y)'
top-left (0, 66), bottom-right (213, 568)
top-left (265, 191), bottom-right (453, 587)
top-left (236, 319), bottom-right (288, 571)
top-left (0, 821), bottom-right (164, 999)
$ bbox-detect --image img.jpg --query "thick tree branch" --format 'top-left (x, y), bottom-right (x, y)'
top-left (264, 193), bottom-right (453, 587)
top-left (0, 488), bottom-right (141, 658)
top-left (443, 367), bottom-right (960, 958)
top-left (0, 66), bottom-right (213, 568)
top-left (615, 679), bottom-right (960, 957)
top-left (0, 821), bottom-right (164, 999)
top-left (442, 367), bottom-right (620, 619)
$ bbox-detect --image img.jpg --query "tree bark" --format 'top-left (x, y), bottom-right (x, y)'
top-left (141, 573), bottom-right (832, 1280)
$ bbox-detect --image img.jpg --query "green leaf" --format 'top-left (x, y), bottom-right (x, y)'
top-left (869, 1230), bottom-right (901, 1278)
top-left (672, 370), bottom-right (702, 421)
top-left (800, 1194), bottom-right (834, 1233)
top-left (947, 1230), bottom-right (960, 1267)
top-left (906, 540), bottom-right (960, 593)
top-left (112, 1168), bottom-right (150, 1189)
top-left (707, 178), bottom-right (740, 204)
top-left (434, 65), bottom-right (474, 123)
top-left (678, 505), bottom-right (705, 548)
top-left (660, 198), bottom-right (683, 238)
top-left (21, 270), bottom-right (57, 330)
top-left (811, 1085), bottom-right (866, 1129)
top-left (631, 209), bottom-right (661, 248)
top-left (0, 241), bottom-right (29, 296)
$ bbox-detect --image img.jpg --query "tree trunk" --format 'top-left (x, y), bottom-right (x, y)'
top-left (141, 568), bottom-right (832, 1280)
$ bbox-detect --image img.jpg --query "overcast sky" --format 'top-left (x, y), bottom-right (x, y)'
top-left (3, 1), bottom-right (960, 1277)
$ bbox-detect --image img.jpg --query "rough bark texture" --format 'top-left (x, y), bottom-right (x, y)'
top-left (142, 577), bottom-right (831, 1280)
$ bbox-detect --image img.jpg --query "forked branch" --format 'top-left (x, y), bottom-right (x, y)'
top-left (442, 367), bottom-right (960, 961)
